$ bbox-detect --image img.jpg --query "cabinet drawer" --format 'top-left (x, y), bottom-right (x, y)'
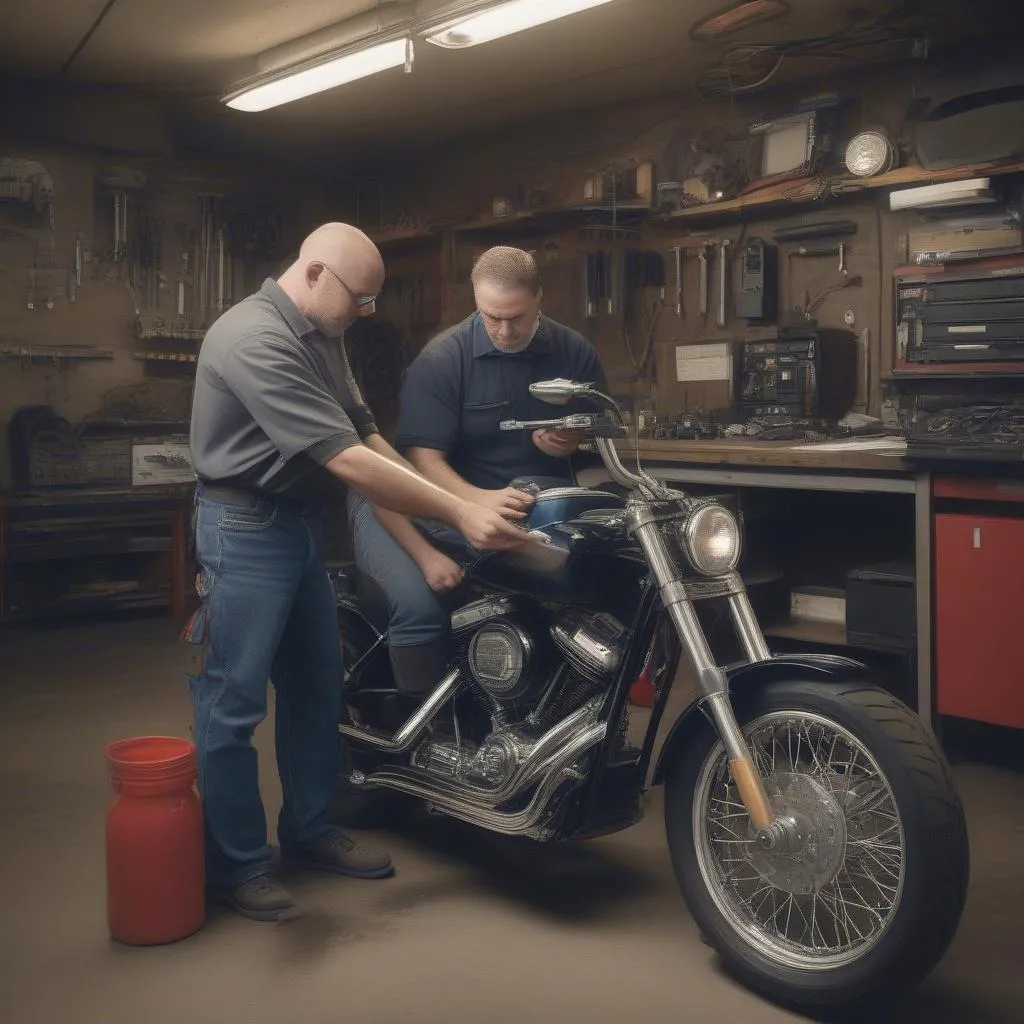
top-left (935, 513), bottom-right (1024, 729)
top-left (934, 476), bottom-right (1024, 504)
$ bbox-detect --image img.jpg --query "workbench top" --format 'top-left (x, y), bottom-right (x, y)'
top-left (617, 437), bottom-right (911, 475)
top-left (1, 484), bottom-right (195, 508)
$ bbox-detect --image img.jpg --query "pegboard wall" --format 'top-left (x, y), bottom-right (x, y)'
top-left (344, 60), bottom-right (928, 425)
top-left (0, 139), bottom-right (334, 484)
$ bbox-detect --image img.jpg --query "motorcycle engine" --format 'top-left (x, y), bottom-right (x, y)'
top-left (550, 608), bottom-right (627, 683)
top-left (418, 596), bottom-right (630, 789)
top-left (452, 596), bottom-right (627, 704)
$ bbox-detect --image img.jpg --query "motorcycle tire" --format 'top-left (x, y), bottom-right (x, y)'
top-left (664, 680), bottom-right (969, 1019)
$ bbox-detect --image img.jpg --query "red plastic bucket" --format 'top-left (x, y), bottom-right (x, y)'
top-left (106, 736), bottom-right (195, 792)
top-left (105, 736), bottom-right (205, 944)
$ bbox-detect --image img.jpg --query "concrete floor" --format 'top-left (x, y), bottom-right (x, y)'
top-left (1, 616), bottom-right (1022, 1024)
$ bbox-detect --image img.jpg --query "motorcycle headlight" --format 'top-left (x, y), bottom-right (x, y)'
top-left (680, 504), bottom-right (741, 576)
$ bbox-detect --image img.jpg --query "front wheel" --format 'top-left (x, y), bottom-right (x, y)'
top-left (665, 681), bottom-right (969, 1017)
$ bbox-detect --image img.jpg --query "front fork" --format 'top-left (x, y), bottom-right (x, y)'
top-left (630, 514), bottom-right (775, 832)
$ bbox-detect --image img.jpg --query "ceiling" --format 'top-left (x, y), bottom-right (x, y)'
top-left (0, 0), bottom-right (1001, 165)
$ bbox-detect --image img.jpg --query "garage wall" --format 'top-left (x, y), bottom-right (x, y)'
top-left (0, 86), bottom-right (336, 485)
top-left (0, 57), bottom-right (936, 484)
top-left (341, 61), bottom-right (922, 421)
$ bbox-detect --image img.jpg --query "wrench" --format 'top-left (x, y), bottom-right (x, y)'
top-left (717, 238), bottom-right (731, 327)
top-left (672, 246), bottom-right (683, 317)
top-left (698, 244), bottom-right (710, 315)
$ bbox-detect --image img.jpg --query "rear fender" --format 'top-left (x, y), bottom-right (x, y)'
top-left (650, 654), bottom-right (871, 785)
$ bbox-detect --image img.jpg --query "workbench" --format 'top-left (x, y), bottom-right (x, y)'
top-left (0, 485), bottom-right (193, 623)
top-left (580, 438), bottom-right (935, 725)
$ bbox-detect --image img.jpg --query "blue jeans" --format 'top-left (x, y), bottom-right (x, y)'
top-left (346, 474), bottom-right (573, 646)
top-left (346, 491), bottom-right (452, 648)
top-left (186, 490), bottom-right (341, 888)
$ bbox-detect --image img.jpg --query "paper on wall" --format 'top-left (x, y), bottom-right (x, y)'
top-left (676, 342), bottom-right (732, 382)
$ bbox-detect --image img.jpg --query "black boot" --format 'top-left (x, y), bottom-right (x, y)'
top-left (390, 637), bottom-right (453, 695)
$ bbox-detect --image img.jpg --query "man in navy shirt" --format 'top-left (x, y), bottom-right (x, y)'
top-left (348, 246), bottom-right (605, 694)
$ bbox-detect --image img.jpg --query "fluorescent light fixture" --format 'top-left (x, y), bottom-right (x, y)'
top-left (225, 36), bottom-right (413, 112)
top-left (424, 0), bottom-right (618, 49)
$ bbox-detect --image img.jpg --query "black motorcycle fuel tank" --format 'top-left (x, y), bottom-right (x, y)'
top-left (471, 487), bottom-right (639, 602)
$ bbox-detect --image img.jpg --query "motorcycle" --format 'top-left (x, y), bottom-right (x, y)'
top-left (332, 378), bottom-right (969, 1017)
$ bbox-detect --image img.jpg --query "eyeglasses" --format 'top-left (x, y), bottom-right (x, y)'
top-left (321, 264), bottom-right (377, 312)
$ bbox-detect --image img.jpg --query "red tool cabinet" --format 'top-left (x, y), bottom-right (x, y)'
top-left (935, 502), bottom-right (1024, 729)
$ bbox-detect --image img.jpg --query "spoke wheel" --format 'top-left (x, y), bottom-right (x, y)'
top-left (664, 680), bottom-right (969, 1015)
top-left (695, 711), bottom-right (905, 970)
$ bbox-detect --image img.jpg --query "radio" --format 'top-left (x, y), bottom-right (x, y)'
top-left (735, 238), bottom-right (778, 323)
top-left (738, 328), bottom-right (856, 422)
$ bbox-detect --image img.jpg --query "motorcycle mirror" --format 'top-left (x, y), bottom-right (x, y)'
top-left (529, 379), bottom-right (591, 406)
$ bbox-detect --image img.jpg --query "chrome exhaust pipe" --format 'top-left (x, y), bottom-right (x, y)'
top-left (339, 668), bottom-right (462, 752)
top-left (414, 695), bottom-right (605, 810)
top-left (362, 721), bottom-right (607, 835)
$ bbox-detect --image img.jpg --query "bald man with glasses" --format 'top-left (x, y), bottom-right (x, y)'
top-left (187, 222), bottom-right (526, 922)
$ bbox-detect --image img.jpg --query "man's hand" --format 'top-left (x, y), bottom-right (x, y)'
top-left (455, 503), bottom-right (529, 551)
top-left (477, 486), bottom-right (536, 519)
top-left (417, 548), bottom-right (464, 592)
top-left (532, 427), bottom-right (586, 458)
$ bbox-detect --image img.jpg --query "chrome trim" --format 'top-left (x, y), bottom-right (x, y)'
top-left (362, 694), bottom-right (605, 810)
top-left (468, 619), bottom-right (533, 697)
top-left (704, 691), bottom-right (755, 766)
top-left (450, 595), bottom-right (516, 633)
top-left (533, 486), bottom-right (622, 501)
top-left (682, 576), bottom-right (746, 600)
top-left (338, 668), bottom-right (462, 752)
top-left (595, 436), bottom-right (645, 490)
top-left (362, 721), bottom-right (607, 836)
top-left (728, 590), bottom-right (772, 662)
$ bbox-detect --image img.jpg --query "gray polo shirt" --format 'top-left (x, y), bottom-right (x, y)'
top-left (189, 277), bottom-right (377, 498)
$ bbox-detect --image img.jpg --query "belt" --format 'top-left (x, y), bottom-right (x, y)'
top-left (196, 481), bottom-right (321, 514)
top-left (196, 481), bottom-right (263, 507)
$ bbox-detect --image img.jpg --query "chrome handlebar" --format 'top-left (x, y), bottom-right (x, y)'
top-left (528, 379), bottom-right (670, 498)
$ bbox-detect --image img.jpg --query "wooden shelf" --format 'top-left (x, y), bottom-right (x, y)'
top-left (368, 157), bottom-right (1024, 248)
top-left (887, 364), bottom-right (1024, 380)
top-left (0, 346), bottom-right (114, 363)
top-left (450, 209), bottom-right (568, 233)
top-left (620, 437), bottom-right (910, 473)
top-left (132, 352), bottom-right (198, 364)
top-left (662, 157), bottom-right (1024, 227)
top-left (371, 201), bottom-right (655, 242)
top-left (763, 618), bottom-right (848, 645)
top-left (366, 227), bottom-right (437, 247)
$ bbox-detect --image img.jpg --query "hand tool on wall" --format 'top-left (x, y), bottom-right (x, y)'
top-left (113, 193), bottom-right (120, 265)
top-left (177, 250), bottom-right (188, 319)
top-left (69, 235), bottom-right (82, 304)
top-left (584, 251), bottom-right (597, 318)
top-left (697, 243), bottom-right (711, 315)
top-left (789, 242), bottom-right (849, 279)
top-left (672, 246), bottom-right (683, 317)
top-left (113, 192), bottom-right (128, 267)
top-left (717, 238), bottom-right (731, 327)
top-left (771, 220), bottom-right (858, 243)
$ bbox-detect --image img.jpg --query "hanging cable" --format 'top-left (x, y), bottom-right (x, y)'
top-left (56, 0), bottom-right (122, 78)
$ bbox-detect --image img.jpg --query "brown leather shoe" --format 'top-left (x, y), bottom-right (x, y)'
top-left (282, 832), bottom-right (395, 879)
top-left (211, 873), bottom-right (300, 921)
